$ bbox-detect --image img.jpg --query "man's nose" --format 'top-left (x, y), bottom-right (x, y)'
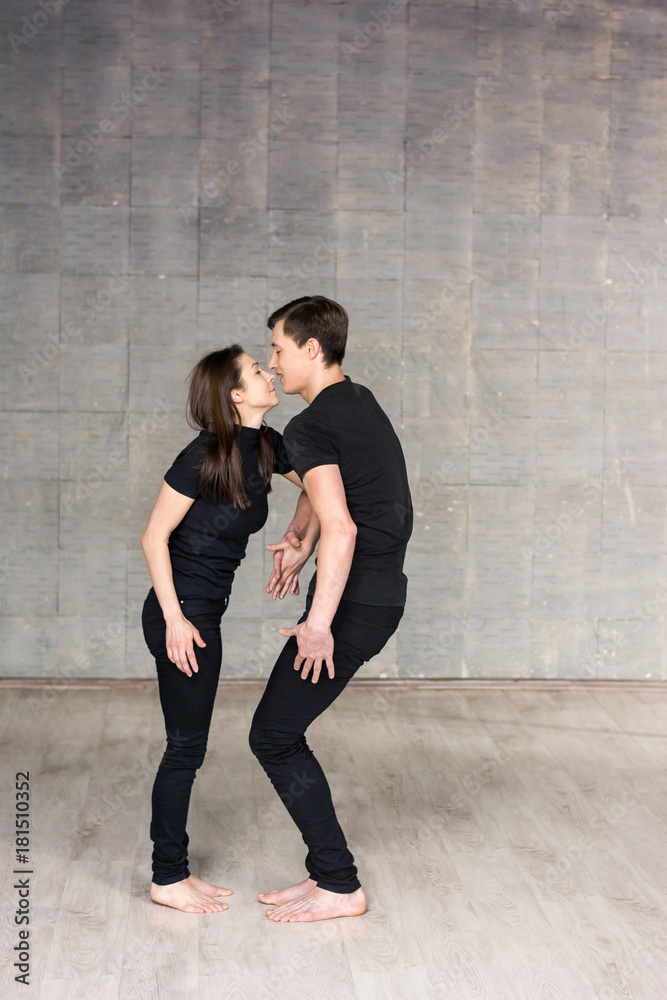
top-left (268, 353), bottom-right (277, 370)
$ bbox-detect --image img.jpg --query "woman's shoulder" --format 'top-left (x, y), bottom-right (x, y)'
top-left (170, 429), bottom-right (212, 464)
top-left (165, 430), bottom-right (212, 495)
top-left (263, 424), bottom-right (284, 445)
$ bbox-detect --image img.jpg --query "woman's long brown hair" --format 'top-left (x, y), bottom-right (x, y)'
top-left (186, 345), bottom-right (275, 509)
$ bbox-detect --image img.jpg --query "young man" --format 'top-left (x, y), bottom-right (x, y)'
top-left (249, 295), bottom-right (413, 923)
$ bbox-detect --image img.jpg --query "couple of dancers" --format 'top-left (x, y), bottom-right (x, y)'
top-left (141, 295), bottom-right (413, 922)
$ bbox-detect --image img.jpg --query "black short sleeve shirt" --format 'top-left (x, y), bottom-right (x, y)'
top-left (163, 425), bottom-right (292, 601)
top-left (283, 378), bottom-right (413, 607)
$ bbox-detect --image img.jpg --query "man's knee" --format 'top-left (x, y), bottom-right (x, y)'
top-left (249, 723), bottom-right (304, 765)
top-left (248, 722), bottom-right (270, 761)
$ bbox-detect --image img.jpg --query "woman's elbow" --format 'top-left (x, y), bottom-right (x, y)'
top-left (141, 527), bottom-right (157, 551)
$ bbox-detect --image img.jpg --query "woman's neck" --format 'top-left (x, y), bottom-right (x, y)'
top-left (234, 407), bottom-right (266, 429)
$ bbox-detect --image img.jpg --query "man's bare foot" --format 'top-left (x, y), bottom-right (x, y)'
top-left (265, 885), bottom-right (367, 922)
top-left (257, 877), bottom-right (316, 906)
top-left (150, 875), bottom-right (232, 914)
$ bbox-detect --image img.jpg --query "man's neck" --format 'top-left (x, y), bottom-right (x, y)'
top-left (301, 366), bottom-right (346, 405)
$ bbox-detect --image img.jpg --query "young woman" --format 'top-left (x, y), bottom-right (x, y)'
top-left (141, 345), bottom-right (316, 914)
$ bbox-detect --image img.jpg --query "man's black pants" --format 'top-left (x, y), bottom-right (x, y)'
top-left (249, 596), bottom-right (404, 894)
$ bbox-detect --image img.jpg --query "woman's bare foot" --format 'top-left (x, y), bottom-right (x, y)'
top-left (265, 885), bottom-right (366, 922)
top-left (257, 877), bottom-right (316, 906)
top-left (187, 874), bottom-right (233, 898)
top-left (150, 875), bottom-right (232, 913)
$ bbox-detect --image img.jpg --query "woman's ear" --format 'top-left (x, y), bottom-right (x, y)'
top-left (231, 388), bottom-right (243, 403)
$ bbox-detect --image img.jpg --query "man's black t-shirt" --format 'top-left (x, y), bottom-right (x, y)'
top-left (283, 377), bottom-right (413, 607)
top-left (164, 425), bottom-right (292, 601)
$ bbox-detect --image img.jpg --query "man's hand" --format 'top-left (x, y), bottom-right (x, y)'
top-left (165, 616), bottom-right (207, 677)
top-left (279, 619), bottom-right (334, 683)
top-left (266, 530), bottom-right (309, 600)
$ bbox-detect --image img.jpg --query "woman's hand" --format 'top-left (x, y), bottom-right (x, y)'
top-left (266, 531), bottom-right (313, 600)
top-left (165, 616), bottom-right (207, 677)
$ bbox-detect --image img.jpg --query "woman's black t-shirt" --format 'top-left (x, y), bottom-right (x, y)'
top-left (164, 425), bottom-right (292, 601)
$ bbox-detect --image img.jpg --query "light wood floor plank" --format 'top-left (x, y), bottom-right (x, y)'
top-left (43, 861), bottom-right (133, 981)
top-left (2, 684), bottom-right (667, 998)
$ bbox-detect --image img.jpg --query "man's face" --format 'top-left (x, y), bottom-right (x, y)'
top-left (268, 320), bottom-right (310, 396)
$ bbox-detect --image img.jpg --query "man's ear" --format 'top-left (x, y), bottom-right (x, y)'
top-left (306, 337), bottom-right (322, 359)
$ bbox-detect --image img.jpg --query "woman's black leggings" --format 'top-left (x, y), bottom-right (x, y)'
top-left (142, 587), bottom-right (228, 886)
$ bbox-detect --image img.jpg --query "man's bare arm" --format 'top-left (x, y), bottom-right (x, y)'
top-left (278, 465), bottom-right (356, 683)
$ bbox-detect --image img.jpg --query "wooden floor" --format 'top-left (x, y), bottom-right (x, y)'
top-left (1, 681), bottom-right (666, 1000)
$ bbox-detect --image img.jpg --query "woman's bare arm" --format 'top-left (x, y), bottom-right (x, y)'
top-left (141, 481), bottom-right (205, 676)
top-left (266, 471), bottom-right (321, 599)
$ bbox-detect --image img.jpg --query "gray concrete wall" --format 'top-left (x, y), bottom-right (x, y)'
top-left (1, 0), bottom-right (666, 680)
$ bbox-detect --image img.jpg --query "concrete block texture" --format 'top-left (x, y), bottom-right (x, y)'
top-left (1, 0), bottom-right (667, 679)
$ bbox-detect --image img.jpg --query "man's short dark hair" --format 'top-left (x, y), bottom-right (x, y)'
top-left (268, 296), bottom-right (348, 367)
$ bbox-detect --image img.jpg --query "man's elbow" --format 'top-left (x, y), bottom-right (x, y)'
top-left (324, 517), bottom-right (357, 541)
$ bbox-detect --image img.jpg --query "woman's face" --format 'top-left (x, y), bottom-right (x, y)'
top-left (234, 353), bottom-right (278, 418)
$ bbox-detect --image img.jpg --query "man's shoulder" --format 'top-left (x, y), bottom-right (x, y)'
top-left (283, 408), bottom-right (309, 440)
top-left (283, 379), bottom-right (383, 438)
